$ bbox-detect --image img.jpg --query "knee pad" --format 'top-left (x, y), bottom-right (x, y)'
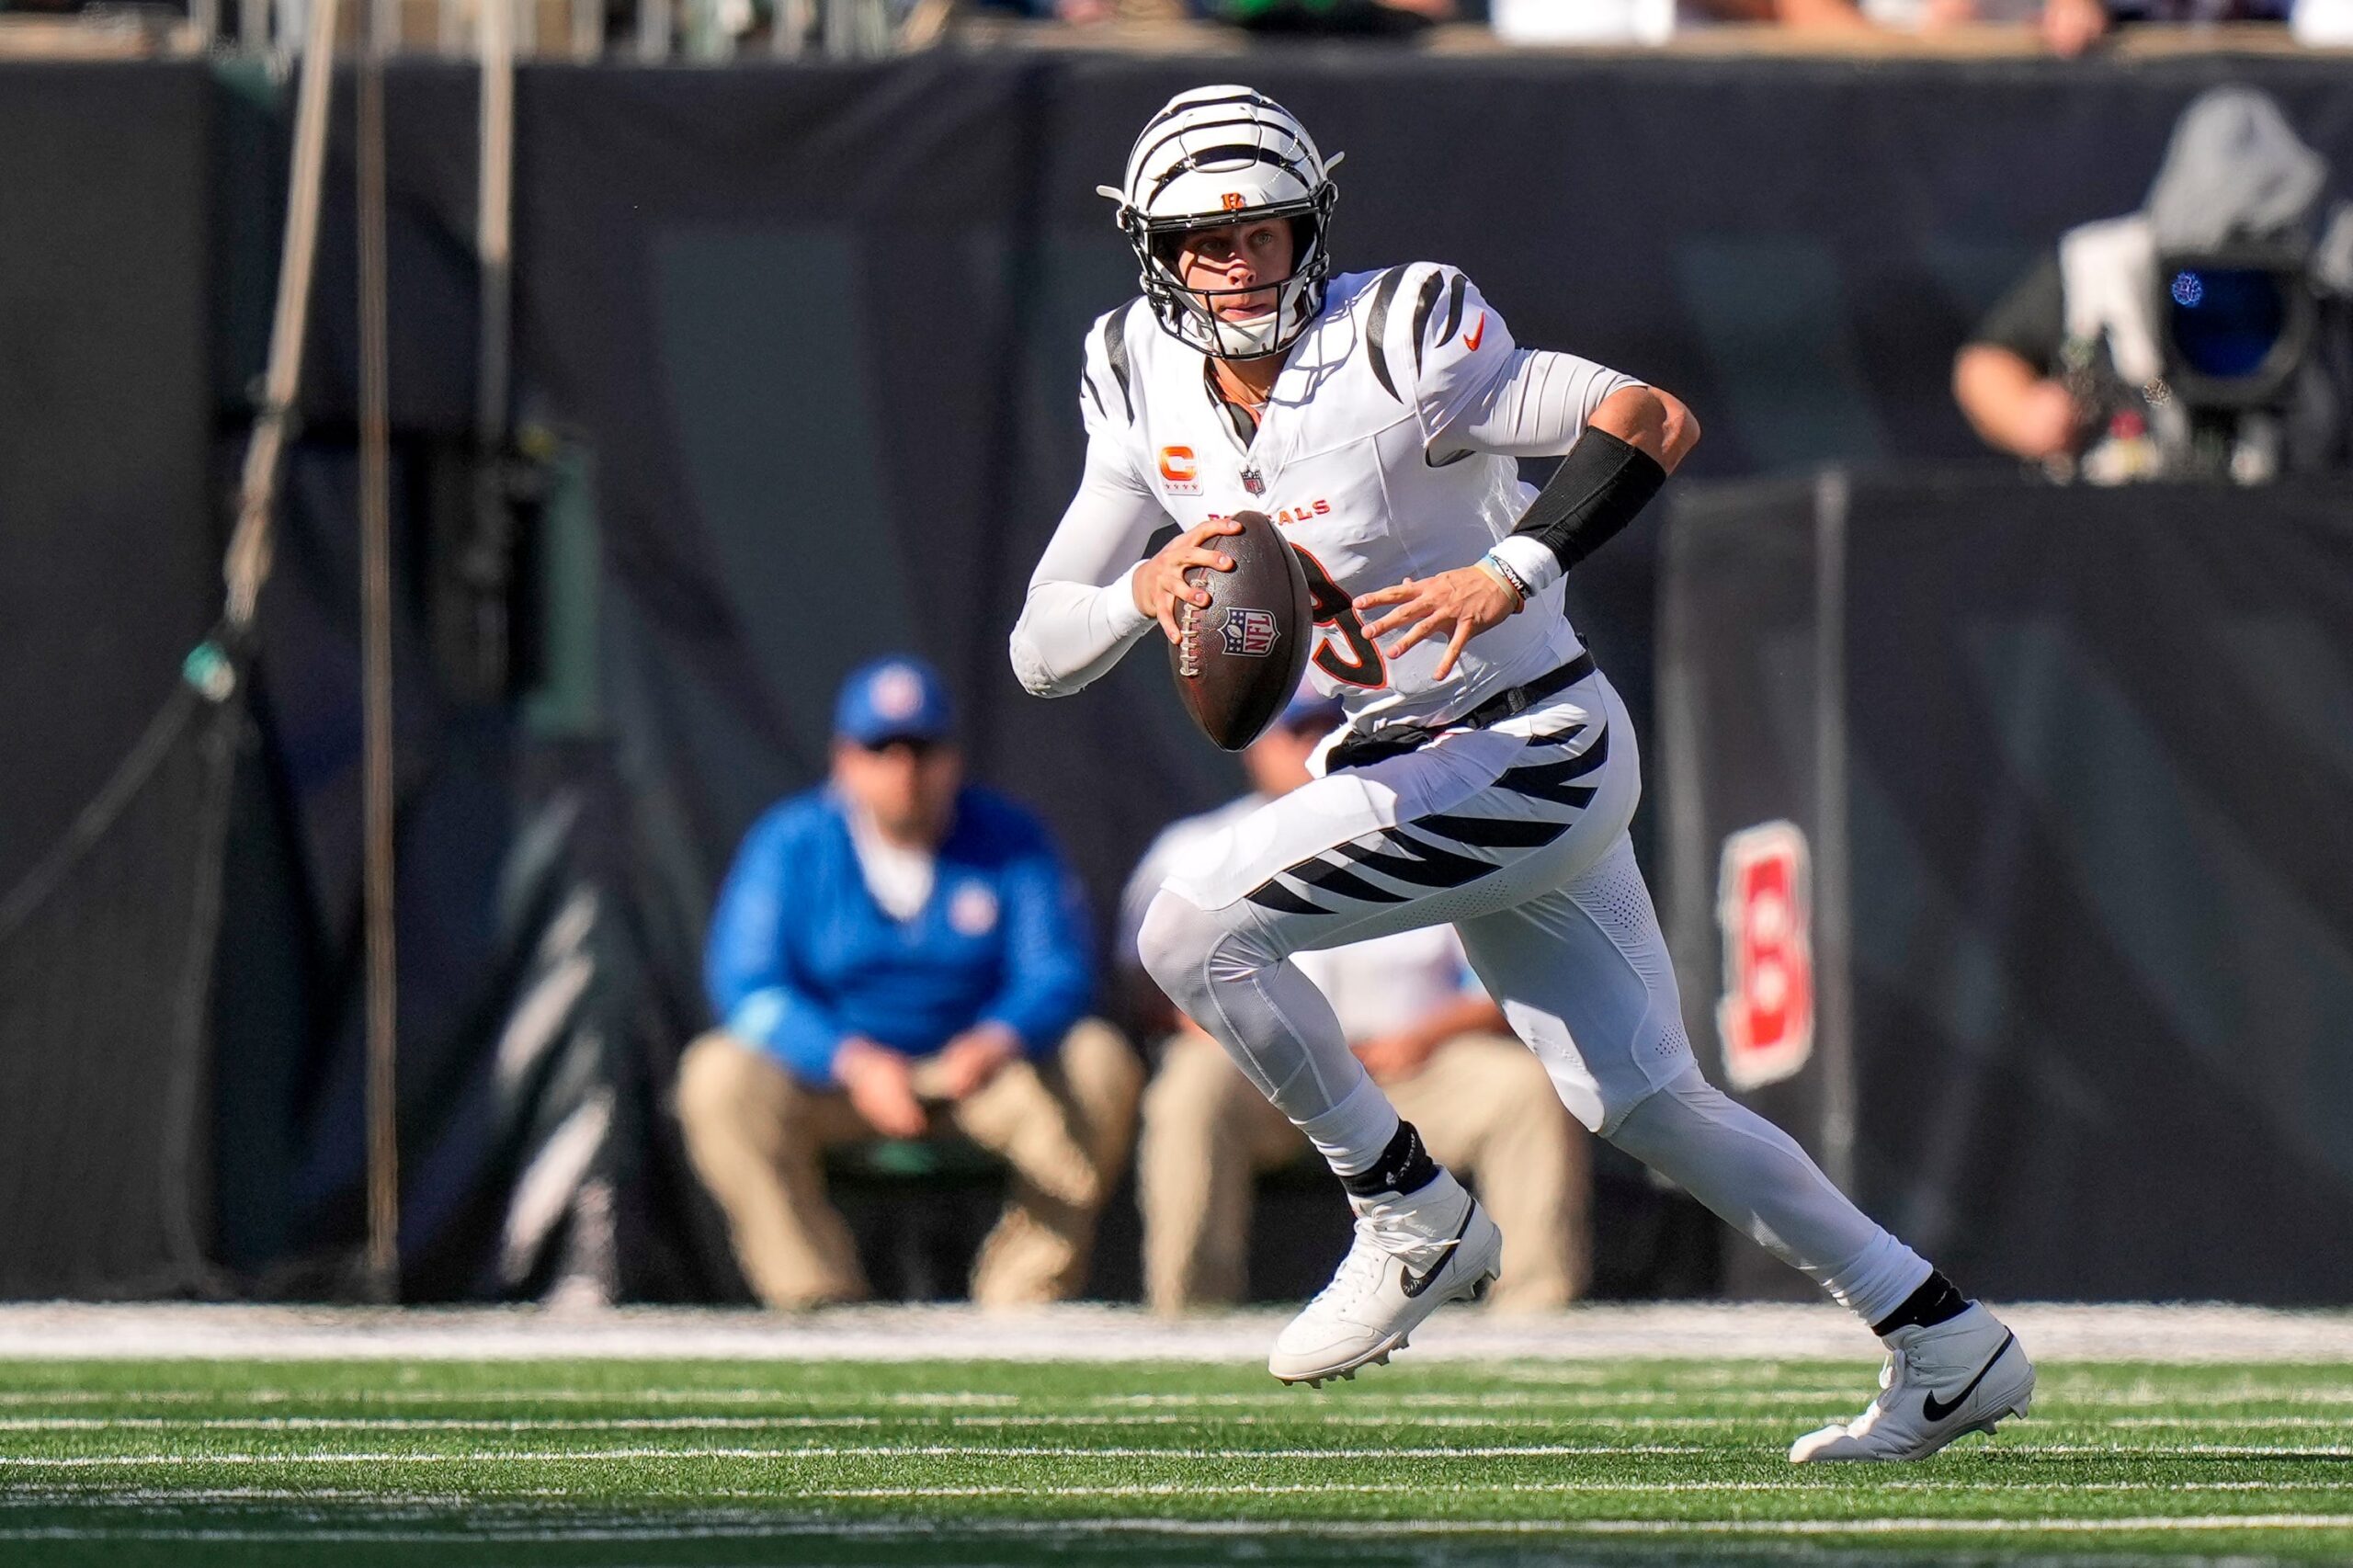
top-left (1136, 887), bottom-right (1275, 1008)
top-left (1136, 887), bottom-right (1216, 1002)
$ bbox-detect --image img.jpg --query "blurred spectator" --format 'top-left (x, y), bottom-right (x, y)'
top-left (677, 655), bottom-right (1141, 1308)
top-left (1211, 0), bottom-right (1453, 35)
top-left (2294, 0), bottom-right (2353, 40)
top-left (1492, 0), bottom-right (2115, 52)
top-left (1954, 85), bottom-right (2353, 483)
top-left (1121, 694), bottom-right (1587, 1316)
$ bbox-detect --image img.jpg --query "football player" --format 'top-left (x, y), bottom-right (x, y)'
top-left (1007, 85), bottom-right (2032, 1461)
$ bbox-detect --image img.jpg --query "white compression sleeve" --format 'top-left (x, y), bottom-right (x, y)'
top-left (1448, 347), bottom-right (1644, 459)
top-left (1608, 1066), bottom-right (1932, 1327)
top-left (1008, 444), bottom-right (1166, 698)
top-left (1440, 348), bottom-right (1644, 596)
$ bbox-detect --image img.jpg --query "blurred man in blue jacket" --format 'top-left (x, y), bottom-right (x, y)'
top-left (676, 656), bottom-right (1141, 1307)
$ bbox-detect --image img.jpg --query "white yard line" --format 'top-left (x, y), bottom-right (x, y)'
top-left (0, 1442), bottom-right (1714, 1467)
top-left (2007, 1442), bottom-right (2353, 1457)
top-left (1, 1301), bottom-right (2349, 1362)
top-left (2, 1513), bottom-right (2352, 1543)
top-left (0, 1389), bottom-right (1026, 1408)
top-left (802, 1478), bottom-right (2353, 1499)
top-left (2, 1382), bottom-right (2345, 1411)
top-left (0, 1412), bottom-right (1803, 1431)
top-left (2104, 1415), bottom-right (2353, 1427)
top-left (8, 1409), bottom-right (2346, 1433)
top-left (6, 1439), bottom-right (2349, 1469)
top-left (3, 1478), bottom-right (2340, 1506)
top-left (0, 1417), bottom-right (889, 1432)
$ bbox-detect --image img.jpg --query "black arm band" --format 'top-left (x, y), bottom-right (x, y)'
top-left (1511, 426), bottom-right (1668, 574)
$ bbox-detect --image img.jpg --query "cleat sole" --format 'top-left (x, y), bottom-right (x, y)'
top-left (1273, 1329), bottom-right (1411, 1389)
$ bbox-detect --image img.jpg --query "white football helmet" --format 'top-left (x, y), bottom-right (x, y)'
top-left (1097, 85), bottom-right (1343, 361)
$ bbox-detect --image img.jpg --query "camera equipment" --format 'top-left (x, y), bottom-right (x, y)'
top-left (2155, 249), bottom-right (2318, 412)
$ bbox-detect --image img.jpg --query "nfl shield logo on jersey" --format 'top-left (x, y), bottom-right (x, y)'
top-left (1222, 607), bottom-right (1279, 657)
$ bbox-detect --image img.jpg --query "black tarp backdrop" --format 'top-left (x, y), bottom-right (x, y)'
top-left (0, 64), bottom-right (223, 1299)
top-left (0, 64), bottom-right (216, 898)
top-left (1663, 473), bottom-right (2353, 1305)
top-left (492, 50), bottom-right (2353, 934)
top-left (12, 52), bottom-right (2353, 1297)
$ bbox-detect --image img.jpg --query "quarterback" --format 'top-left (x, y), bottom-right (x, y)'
top-left (1007, 85), bottom-right (2032, 1462)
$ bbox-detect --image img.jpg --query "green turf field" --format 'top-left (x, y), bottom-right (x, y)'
top-left (2, 1356), bottom-right (2349, 1566)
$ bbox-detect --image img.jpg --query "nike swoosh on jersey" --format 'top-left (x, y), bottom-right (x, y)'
top-left (1397, 1207), bottom-right (1476, 1300)
top-left (1920, 1331), bottom-right (2018, 1423)
top-left (1461, 312), bottom-right (1487, 352)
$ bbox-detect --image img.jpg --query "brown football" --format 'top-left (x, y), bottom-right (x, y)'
top-left (1167, 510), bottom-right (1314, 752)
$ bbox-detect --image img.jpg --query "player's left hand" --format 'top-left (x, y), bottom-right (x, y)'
top-left (1355, 567), bottom-right (1519, 681)
top-left (933, 1023), bottom-right (1021, 1100)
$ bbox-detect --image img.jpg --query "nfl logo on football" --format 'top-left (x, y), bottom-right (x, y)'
top-left (1222, 607), bottom-right (1279, 657)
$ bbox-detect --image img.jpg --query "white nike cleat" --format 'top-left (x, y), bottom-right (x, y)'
top-left (1268, 1168), bottom-right (1503, 1388)
top-left (1789, 1301), bottom-right (2035, 1462)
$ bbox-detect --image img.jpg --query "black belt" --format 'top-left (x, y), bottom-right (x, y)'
top-left (1326, 651), bottom-right (1597, 773)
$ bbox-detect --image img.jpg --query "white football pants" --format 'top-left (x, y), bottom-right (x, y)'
top-left (1137, 668), bottom-right (1930, 1325)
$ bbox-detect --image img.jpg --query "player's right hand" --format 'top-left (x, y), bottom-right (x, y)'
top-left (1133, 517), bottom-right (1244, 643)
top-left (835, 1038), bottom-right (927, 1139)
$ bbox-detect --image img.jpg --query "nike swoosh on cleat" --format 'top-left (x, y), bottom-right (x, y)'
top-left (1398, 1209), bottom-right (1476, 1300)
top-left (1920, 1331), bottom-right (2018, 1423)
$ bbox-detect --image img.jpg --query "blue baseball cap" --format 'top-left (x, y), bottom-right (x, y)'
top-left (835, 656), bottom-right (955, 747)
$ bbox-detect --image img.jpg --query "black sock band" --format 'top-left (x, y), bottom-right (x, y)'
top-left (1870, 1270), bottom-right (1969, 1337)
top-left (1340, 1120), bottom-right (1440, 1199)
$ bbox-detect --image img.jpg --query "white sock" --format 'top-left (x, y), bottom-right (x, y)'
top-left (1304, 1079), bottom-right (1404, 1177)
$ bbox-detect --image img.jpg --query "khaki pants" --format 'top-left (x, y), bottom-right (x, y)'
top-left (1137, 1029), bottom-right (1588, 1314)
top-left (676, 1021), bottom-right (1142, 1308)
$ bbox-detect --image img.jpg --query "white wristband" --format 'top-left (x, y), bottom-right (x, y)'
top-left (1489, 534), bottom-right (1564, 596)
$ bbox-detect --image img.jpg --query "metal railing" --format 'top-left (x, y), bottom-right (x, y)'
top-left (0, 0), bottom-right (909, 59)
top-left (0, 5), bottom-right (2329, 71)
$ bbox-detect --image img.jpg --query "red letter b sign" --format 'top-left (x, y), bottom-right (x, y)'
top-left (1716, 821), bottom-right (1814, 1093)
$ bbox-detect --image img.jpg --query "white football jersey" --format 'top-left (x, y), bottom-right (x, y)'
top-left (1077, 264), bottom-right (1635, 728)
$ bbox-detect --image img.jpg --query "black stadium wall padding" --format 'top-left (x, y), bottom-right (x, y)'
top-left (1662, 473), bottom-right (2353, 1306)
top-left (8, 53), bottom-right (2353, 1298)
top-left (0, 63), bottom-right (222, 1301)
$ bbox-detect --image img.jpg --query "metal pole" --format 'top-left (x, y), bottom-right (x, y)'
top-left (478, 0), bottom-right (514, 448)
top-left (357, 17), bottom-right (403, 1306)
top-left (224, 0), bottom-right (342, 630)
top-left (1811, 465), bottom-right (1856, 1196)
top-left (465, 0), bottom-right (519, 696)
